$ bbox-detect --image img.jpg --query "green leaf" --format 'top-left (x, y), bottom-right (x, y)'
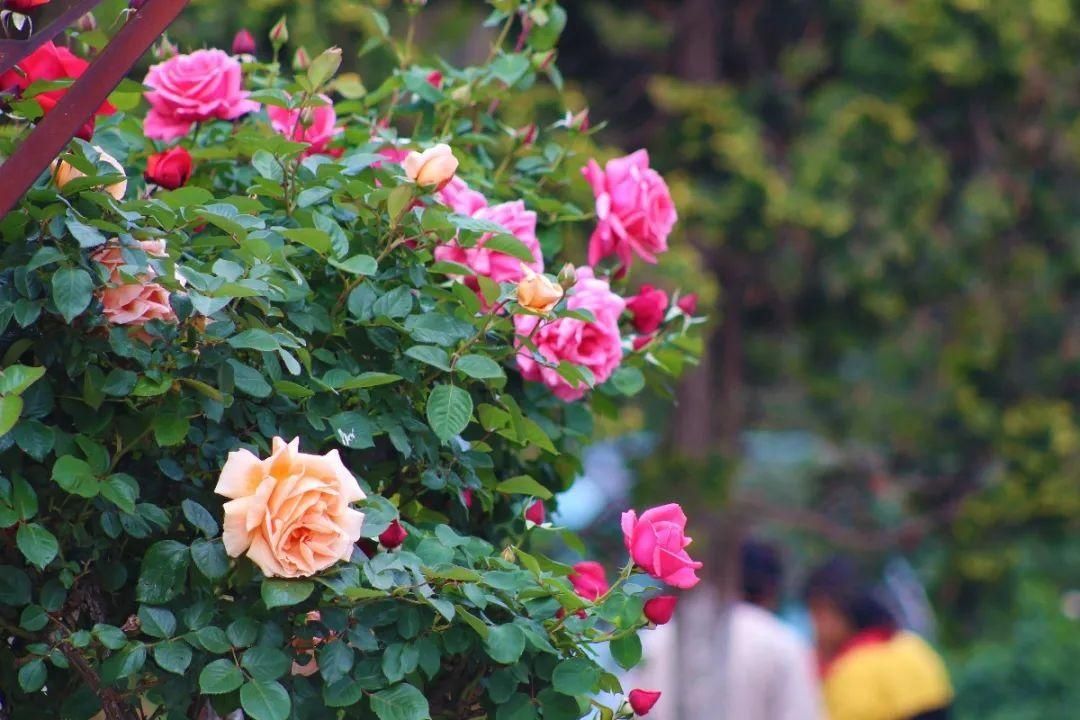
top-left (329, 411), bottom-right (376, 449)
top-left (16, 522), bottom-right (57, 569)
top-left (93, 624), bottom-right (127, 650)
top-left (261, 579), bottom-right (315, 609)
top-left (240, 680), bottom-right (292, 720)
top-left (153, 414), bottom-right (189, 446)
top-left (228, 360), bottom-right (273, 398)
top-left (370, 683), bottom-right (431, 720)
top-left (279, 227), bottom-right (331, 254)
top-left (552, 658), bottom-right (600, 696)
top-left (18, 659), bottom-right (46, 692)
top-left (494, 475), bottom-right (553, 500)
top-left (610, 633), bottom-right (643, 670)
top-left (228, 328), bottom-right (280, 351)
top-left (0, 566), bottom-right (30, 605)
top-left (455, 354), bottom-right (506, 380)
top-left (482, 234), bottom-right (540, 263)
top-left (426, 384), bottom-right (473, 442)
top-left (484, 623), bottom-right (526, 664)
top-left (490, 53), bottom-right (531, 86)
top-left (101, 474), bottom-right (138, 514)
top-left (136, 541), bottom-right (190, 604)
top-left (101, 644), bottom-right (147, 682)
top-left (0, 395), bottom-right (22, 438)
top-left (307, 47), bottom-right (343, 88)
top-left (388, 185), bottom-right (414, 225)
top-left (65, 215), bottom-right (107, 248)
top-left (191, 538), bottom-right (231, 580)
top-left (329, 254), bottom-right (378, 275)
top-left (154, 640), bottom-right (192, 675)
top-left (0, 365), bottom-right (45, 395)
top-left (13, 420), bottom-right (55, 461)
top-left (404, 314), bottom-right (474, 346)
top-left (496, 694), bottom-right (538, 720)
top-left (242, 646), bottom-right (291, 681)
top-left (51, 267), bottom-right (93, 323)
top-left (339, 372), bottom-right (402, 390)
top-left (19, 605), bottom-right (47, 631)
top-left (138, 605), bottom-right (176, 639)
top-left (51, 455), bottom-right (99, 498)
top-left (199, 658), bottom-right (244, 695)
top-left (405, 345), bottom-right (451, 371)
top-left (610, 366), bottom-right (646, 396)
top-left (102, 369), bottom-right (137, 396)
top-left (181, 499), bottom-right (219, 537)
top-left (324, 677), bottom-right (364, 708)
top-left (11, 477), bottom-right (37, 520)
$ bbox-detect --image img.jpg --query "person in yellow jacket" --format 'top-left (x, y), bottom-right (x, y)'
top-left (805, 558), bottom-right (953, 720)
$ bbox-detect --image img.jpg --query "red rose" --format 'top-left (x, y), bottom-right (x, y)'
top-left (643, 595), bottom-right (678, 625)
top-left (677, 293), bottom-right (698, 316)
top-left (0, 42), bottom-right (114, 140)
top-left (626, 285), bottom-right (669, 334)
top-left (525, 499), bottom-right (546, 525)
top-left (145, 147), bottom-right (193, 190)
top-left (628, 689), bottom-right (662, 716)
top-left (426, 70), bottom-right (443, 88)
top-left (4, 0), bottom-right (50, 12)
top-left (378, 519), bottom-right (408, 550)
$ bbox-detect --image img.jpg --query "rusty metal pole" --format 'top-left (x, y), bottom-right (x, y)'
top-left (0, 0), bottom-right (191, 221)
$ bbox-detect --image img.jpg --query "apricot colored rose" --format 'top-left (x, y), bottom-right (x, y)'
top-left (216, 437), bottom-right (365, 578)
top-left (517, 267), bottom-right (563, 314)
top-left (403, 143), bottom-right (458, 187)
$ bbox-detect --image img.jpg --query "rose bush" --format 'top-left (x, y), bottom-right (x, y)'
top-left (0, 3), bottom-right (703, 719)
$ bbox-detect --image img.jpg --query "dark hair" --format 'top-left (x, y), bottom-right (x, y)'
top-left (804, 556), bottom-right (896, 631)
top-left (740, 540), bottom-right (783, 604)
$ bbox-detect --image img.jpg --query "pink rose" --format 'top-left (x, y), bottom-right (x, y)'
top-left (514, 267), bottom-right (624, 401)
top-left (267, 94), bottom-right (341, 156)
top-left (93, 240), bottom-right (176, 327)
top-left (143, 49), bottom-right (260, 141)
top-left (626, 285), bottom-right (669, 334)
top-left (215, 437), bottom-right (366, 578)
top-left (643, 595), bottom-right (678, 625)
top-left (628, 689), bottom-right (662, 716)
top-left (621, 503), bottom-right (702, 589)
top-left (435, 199), bottom-right (543, 285)
top-left (437, 177), bottom-right (488, 216)
top-left (568, 561), bottom-right (609, 601)
top-left (582, 150), bottom-right (677, 270)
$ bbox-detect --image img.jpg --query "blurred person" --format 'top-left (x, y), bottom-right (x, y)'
top-left (805, 557), bottom-right (953, 720)
top-left (629, 539), bottom-right (822, 720)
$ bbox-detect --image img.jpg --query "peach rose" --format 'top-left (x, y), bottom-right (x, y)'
top-left (517, 266), bottom-right (563, 314)
top-left (92, 240), bottom-right (177, 327)
top-left (215, 437), bottom-right (366, 578)
top-left (51, 146), bottom-right (127, 201)
top-left (402, 143), bottom-right (458, 187)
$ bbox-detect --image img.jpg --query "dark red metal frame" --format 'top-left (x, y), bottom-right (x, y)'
top-left (0, 0), bottom-right (190, 220)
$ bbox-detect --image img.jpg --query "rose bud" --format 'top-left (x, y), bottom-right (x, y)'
top-left (269, 16), bottom-right (289, 46)
top-left (524, 500), bottom-right (546, 526)
top-left (356, 538), bottom-right (378, 558)
top-left (518, 123), bottom-right (537, 146)
top-left (145, 146), bottom-right (192, 190)
top-left (626, 285), bottom-right (669, 334)
top-left (643, 595), bottom-right (678, 625)
top-left (628, 689), bottom-right (662, 716)
top-left (461, 488), bottom-right (474, 508)
top-left (426, 70), bottom-right (443, 88)
top-left (677, 293), bottom-right (698, 316)
top-left (232, 28), bottom-right (256, 56)
top-left (153, 36), bottom-right (178, 60)
top-left (402, 143), bottom-right (458, 188)
top-left (568, 561), bottom-right (609, 601)
top-left (292, 46), bottom-right (311, 71)
top-left (570, 108), bottom-right (589, 132)
top-left (52, 147), bottom-right (127, 201)
top-left (378, 519), bottom-right (408, 550)
top-left (517, 266), bottom-right (563, 314)
top-left (556, 263), bottom-right (577, 289)
top-left (76, 12), bottom-right (97, 32)
top-left (5, 0), bottom-right (50, 11)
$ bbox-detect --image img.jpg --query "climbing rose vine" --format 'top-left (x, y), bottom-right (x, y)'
top-left (0, 3), bottom-right (704, 719)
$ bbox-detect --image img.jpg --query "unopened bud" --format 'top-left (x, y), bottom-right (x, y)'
top-left (557, 263), bottom-right (577, 289)
top-left (450, 85), bottom-right (472, 104)
top-left (518, 123), bottom-right (537, 146)
top-left (501, 546), bottom-right (517, 563)
top-left (292, 46), bottom-right (311, 72)
top-left (269, 16), bottom-right (289, 47)
top-left (152, 35), bottom-right (178, 60)
top-left (76, 12), bottom-right (97, 32)
top-left (232, 28), bottom-right (256, 56)
top-left (570, 108), bottom-right (590, 132)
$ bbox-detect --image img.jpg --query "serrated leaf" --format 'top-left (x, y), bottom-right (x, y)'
top-left (455, 354), bottom-right (506, 380)
top-left (240, 680), bottom-right (291, 720)
top-left (261, 579), bottom-right (314, 609)
top-left (426, 384), bottom-right (473, 442)
top-left (494, 475), bottom-right (553, 500)
top-left (51, 267), bottom-right (93, 323)
top-left (199, 659), bottom-right (244, 694)
top-left (370, 683), bottom-right (431, 720)
top-left (16, 522), bottom-right (57, 569)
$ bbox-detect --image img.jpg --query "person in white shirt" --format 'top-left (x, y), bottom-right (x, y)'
top-left (629, 540), bottom-right (823, 720)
